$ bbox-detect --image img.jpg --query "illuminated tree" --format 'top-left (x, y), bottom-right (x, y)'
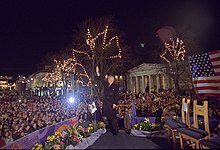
top-left (72, 16), bottom-right (129, 98)
top-left (160, 37), bottom-right (186, 93)
top-left (54, 52), bottom-right (91, 86)
top-left (42, 51), bottom-right (91, 96)
top-left (160, 38), bottom-right (185, 67)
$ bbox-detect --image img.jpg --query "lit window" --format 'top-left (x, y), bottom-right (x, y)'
top-left (119, 75), bottom-right (123, 80)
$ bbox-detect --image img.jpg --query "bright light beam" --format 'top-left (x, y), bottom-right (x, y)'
top-left (69, 97), bottom-right (75, 103)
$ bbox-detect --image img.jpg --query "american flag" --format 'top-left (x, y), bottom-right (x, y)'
top-left (189, 50), bottom-right (220, 97)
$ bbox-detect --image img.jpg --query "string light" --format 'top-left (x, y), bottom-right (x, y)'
top-left (74, 25), bottom-right (122, 60)
top-left (160, 37), bottom-right (185, 67)
top-left (43, 25), bottom-right (122, 87)
top-left (42, 52), bottom-right (91, 87)
top-left (42, 67), bottom-right (62, 86)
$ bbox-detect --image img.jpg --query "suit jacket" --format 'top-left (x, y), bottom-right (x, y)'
top-left (96, 76), bottom-right (119, 119)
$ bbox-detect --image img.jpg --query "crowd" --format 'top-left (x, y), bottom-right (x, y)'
top-left (0, 91), bottom-right (97, 148)
top-left (116, 90), bottom-right (220, 130)
top-left (0, 90), bottom-right (18, 102)
top-left (1, 89), bottom-right (220, 147)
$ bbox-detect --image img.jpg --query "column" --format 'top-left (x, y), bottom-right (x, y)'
top-left (156, 75), bottom-right (160, 92)
top-left (149, 75), bottom-right (152, 93)
top-left (142, 76), bottom-right (145, 93)
top-left (162, 74), bottom-right (166, 90)
top-left (167, 75), bottom-right (172, 89)
top-left (163, 74), bottom-right (168, 90)
top-left (130, 77), bottom-right (133, 93)
top-left (135, 76), bottom-right (138, 93)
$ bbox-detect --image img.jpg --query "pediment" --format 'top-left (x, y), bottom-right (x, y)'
top-left (128, 63), bottom-right (167, 73)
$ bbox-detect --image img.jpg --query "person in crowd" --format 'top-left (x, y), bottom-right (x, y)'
top-left (0, 135), bottom-right (6, 148)
top-left (124, 107), bottom-right (132, 132)
top-left (3, 131), bottom-right (13, 145)
top-left (94, 100), bottom-right (103, 122)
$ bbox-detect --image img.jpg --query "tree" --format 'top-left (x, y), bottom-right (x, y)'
top-left (72, 16), bottom-right (131, 100)
top-left (160, 38), bottom-right (186, 93)
top-left (42, 50), bottom-right (91, 96)
top-left (156, 25), bottom-right (200, 93)
top-left (38, 47), bottom-right (72, 72)
top-left (40, 46), bottom-right (91, 97)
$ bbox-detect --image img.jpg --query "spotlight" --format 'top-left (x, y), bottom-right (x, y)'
top-left (69, 97), bottom-right (75, 103)
top-left (18, 99), bottom-right (21, 102)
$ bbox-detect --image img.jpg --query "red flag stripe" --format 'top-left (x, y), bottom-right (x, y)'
top-left (195, 86), bottom-right (220, 90)
top-left (198, 93), bottom-right (220, 97)
top-left (216, 72), bottom-right (220, 76)
top-left (208, 50), bottom-right (220, 55)
top-left (213, 64), bottom-right (220, 69)
top-left (210, 57), bottom-right (220, 62)
top-left (209, 52), bottom-right (220, 58)
top-left (193, 80), bottom-right (220, 84)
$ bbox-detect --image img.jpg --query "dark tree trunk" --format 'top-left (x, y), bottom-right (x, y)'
top-left (174, 62), bottom-right (181, 94)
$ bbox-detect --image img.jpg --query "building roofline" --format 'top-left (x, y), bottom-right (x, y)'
top-left (127, 63), bottom-right (167, 72)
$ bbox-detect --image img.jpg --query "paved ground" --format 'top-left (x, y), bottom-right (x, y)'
top-left (87, 129), bottom-right (174, 149)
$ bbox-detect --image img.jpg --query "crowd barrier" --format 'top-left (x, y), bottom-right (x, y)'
top-left (1, 117), bottom-right (78, 149)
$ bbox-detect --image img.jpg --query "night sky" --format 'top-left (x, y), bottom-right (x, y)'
top-left (0, 0), bottom-right (220, 76)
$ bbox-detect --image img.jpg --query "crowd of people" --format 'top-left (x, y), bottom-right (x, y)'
top-left (116, 90), bottom-right (220, 130)
top-left (0, 91), bottom-right (97, 148)
top-left (0, 89), bottom-right (220, 147)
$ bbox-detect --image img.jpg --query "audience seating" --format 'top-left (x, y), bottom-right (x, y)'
top-left (199, 137), bottom-right (220, 149)
top-left (165, 98), bottom-right (190, 148)
top-left (177, 100), bottom-right (210, 149)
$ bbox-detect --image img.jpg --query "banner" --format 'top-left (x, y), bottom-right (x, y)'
top-left (38, 125), bottom-right (55, 144)
top-left (1, 117), bottom-right (78, 150)
top-left (3, 131), bottom-right (39, 149)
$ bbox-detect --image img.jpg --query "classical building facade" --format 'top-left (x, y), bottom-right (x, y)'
top-left (26, 72), bottom-right (82, 96)
top-left (126, 63), bottom-right (174, 93)
top-left (24, 72), bottom-right (47, 96)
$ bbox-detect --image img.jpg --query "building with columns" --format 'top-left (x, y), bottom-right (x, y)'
top-left (26, 72), bottom-right (85, 96)
top-left (126, 63), bottom-right (174, 93)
